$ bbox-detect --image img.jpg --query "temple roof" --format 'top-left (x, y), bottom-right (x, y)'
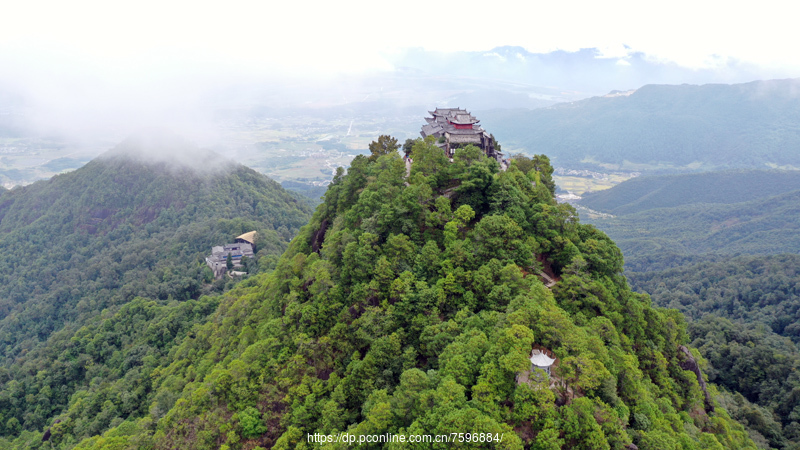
top-left (530, 349), bottom-right (556, 367)
top-left (431, 107), bottom-right (466, 114)
top-left (420, 108), bottom-right (499, 157)
top-left (451, 114), bottom-right (479, 125)
top-left (447, 127), bottom-right (482, 135)
top-left (421, 124), bottom-right (444, 135)
top-left (447, 134), bottom-right (482, 144)
top-left (236, 231), bottom-right (258, 244)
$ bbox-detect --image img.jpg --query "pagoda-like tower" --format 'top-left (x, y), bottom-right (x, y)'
top-left (420, 108), bottom-right (500, 161)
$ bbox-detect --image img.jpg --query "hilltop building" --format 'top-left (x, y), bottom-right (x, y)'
top-left (420, 108), bottom-right (502, 162)
top-left (205, 231), bottom-right (257, 278)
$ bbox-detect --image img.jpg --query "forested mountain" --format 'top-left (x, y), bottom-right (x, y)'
top-left (0, 135), bottom-right (313, 445)
top-left (580, 170), bottom-right (800, 216)
top-left (480, 78), bottom-right (800, 171)
top-left (585, 188), bottom-right (800, 271)
top-left (629, 254), bottom-right (800, 338)
top-left (17, 140), bottom-right (758, 449)
top-left (628, 255), bottom-right (800, 448)
top-left (575, 167), bottom-right (800, 448)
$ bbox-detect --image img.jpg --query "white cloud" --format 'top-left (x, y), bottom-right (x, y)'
top-left (1, 0), bottom-right (798, 146)
top-left (2, 0), bottom-right (798, 76)
top-left (482, 52), bottom-right (507, 62)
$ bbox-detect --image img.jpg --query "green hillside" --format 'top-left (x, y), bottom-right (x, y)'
top-left (629, 254), bottom-right (800, 339)
top-left (586, 189), bottom-right (800, 271)
top-left (481, 78), bottom-right (800, 171)
top-left (628, 255), bottom-right (800, 448)
top-left (576, 169), bottom-right (800, 448)
top-left (0, 135), bottom-right (313, 443)
top-left (580, 170), bottom-right (800, 216)
top-left (22, 140), bottom-right (757, 450)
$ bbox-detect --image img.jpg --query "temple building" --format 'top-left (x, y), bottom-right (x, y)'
top-left (235, 231), bottom-right (258, 252)
top-left (205, 231), bottom-right (257, 278)
top-left (420, 108), bottom-right (502, 162)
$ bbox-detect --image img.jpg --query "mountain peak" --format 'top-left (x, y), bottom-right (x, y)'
top-left (99, 129), bottom-right (233, 174)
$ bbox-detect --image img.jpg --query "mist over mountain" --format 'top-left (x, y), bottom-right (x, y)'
top-left (0, 137), bottom-right (313, 442)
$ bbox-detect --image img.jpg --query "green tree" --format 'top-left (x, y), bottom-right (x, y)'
top-left (531, 154), bottom-right (556, 195)
top-left (510, 153), bottom-right (555, 195)
top-left (403, 138), bottom-right (416, 157)
top-left (226, 252), bottom-right (233, 271)
top-left (369, 135), bottom-right (399, 161)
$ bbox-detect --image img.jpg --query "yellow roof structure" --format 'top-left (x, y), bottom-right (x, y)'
top-left (236, 231), bottom-right (258, 244)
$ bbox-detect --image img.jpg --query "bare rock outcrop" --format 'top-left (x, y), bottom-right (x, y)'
top-left (677, 345), bottom-right (715, 413)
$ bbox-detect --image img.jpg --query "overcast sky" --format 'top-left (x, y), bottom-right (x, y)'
top-left (2, 0), bottom-right (798, 141)
top-left (4, 0), bottom-right (797, 75)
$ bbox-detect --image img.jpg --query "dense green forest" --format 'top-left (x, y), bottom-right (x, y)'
top-left (584, 188), bottom-right (800, 271)
top-left (0, 135), bottom-right (313, 445)
top-left (480, 78), bottom-right (800, 171)
top-left (582, 173), bottom-right (800, 448)
top-left (6, 138), bottom-right (759, 449)
top-left (580, 170), bottom-right (800, 216)
top-left (627, 255), bottom-right (800, 448)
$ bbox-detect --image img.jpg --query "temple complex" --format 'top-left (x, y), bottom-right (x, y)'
top-left (420, 108), bottom-right (502, 162)
top-left (205, 231), bottom-right (258, 278)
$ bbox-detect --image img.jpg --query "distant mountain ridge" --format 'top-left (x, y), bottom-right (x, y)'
top-left (481, 78), bottom-right (800, 171)
top-left (588, 189), bottom-right (800, 271)
top-left (580, 169), bottom-right (800, 215)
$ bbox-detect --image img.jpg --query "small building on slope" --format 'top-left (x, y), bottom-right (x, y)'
top-left (205, 232), bottom-right (257, 278)
top-left (516, 347), bottom-right (558, 386)
top-left (235, 231), bottom-right (258, 251)
top-left (530, 349), bottom-right (557, 376)
top-left (420, 108), bottom-right (502, 162)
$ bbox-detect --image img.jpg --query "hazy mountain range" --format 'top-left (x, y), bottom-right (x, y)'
top-left (481, 78), bottom-right (800, 171)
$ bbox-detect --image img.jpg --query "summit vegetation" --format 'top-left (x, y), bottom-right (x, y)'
top-left (10, 138), bottom-right (759, 449)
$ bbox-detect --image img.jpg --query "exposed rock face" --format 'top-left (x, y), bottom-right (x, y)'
top-left (311, 219), bottom-right (330, 253)
top-left (678, 345), bottom-right (715, 413)
top-left (42, 419), bottom-right (61, 441)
